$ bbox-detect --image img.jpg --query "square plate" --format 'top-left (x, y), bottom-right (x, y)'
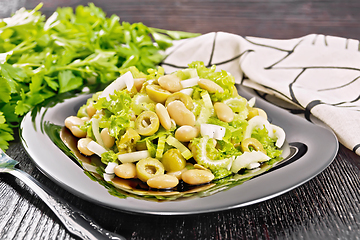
top-left (20, 86), bottom-right (338, 215)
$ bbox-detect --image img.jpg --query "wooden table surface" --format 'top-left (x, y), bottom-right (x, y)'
top-left (2, 1), bottom-right (360, 239)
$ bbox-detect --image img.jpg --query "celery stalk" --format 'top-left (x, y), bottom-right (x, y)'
top-left (156, 135), bottom-right (167, 159)
top-left (166, 136), bottom-right (192, 160)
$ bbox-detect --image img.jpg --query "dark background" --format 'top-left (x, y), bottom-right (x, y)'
top-left (1, 1), bottom-right (360, 239)
top-left (26, 0), bottom-right (360, 40)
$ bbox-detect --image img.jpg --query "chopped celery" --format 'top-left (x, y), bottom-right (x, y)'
top-left (156, 135), bottom-right (167, 159)
top-left (131, 93), bottom-right (155, 115)
top-left (166, 136), bottom-right (193, 160)
top-left (201, 91), bottom-right (213, 109)
top-left (192, 135), bottom-right (234, 171)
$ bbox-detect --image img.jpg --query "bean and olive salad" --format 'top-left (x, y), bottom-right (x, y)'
top-left (64, 61), bottom-right (285, 199)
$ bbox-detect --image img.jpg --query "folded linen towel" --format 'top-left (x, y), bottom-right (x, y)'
top-left (161, 32), bottom-right (360, 156)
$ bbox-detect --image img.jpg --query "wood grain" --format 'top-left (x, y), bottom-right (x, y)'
top-left (25, 0), bottom-right (360, 39)
top-left (2, 1), bottom-right (360, 239)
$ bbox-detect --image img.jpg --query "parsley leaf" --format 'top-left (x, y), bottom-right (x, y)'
top-left (58, 70), bottom-right (83, 93)
top-left (0, 4), bottom-right (200, 150)
top-left (0, 112), bottom-right (14, 150)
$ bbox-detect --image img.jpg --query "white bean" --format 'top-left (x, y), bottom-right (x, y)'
top-left (198, 79), bottom-right (224, 93)
top-left (77, 138), bottom-right (94, 156)
top-left (64, 116), bottom-right (86, 138)
top-left (167, 101), bottom-right (195, 126)
top-left (114, 163), bottom-right (137, 179)
top-left (147, 174), bottom-right (179, 189)
top-left (175, 125), bottom-right (199, 142)
top-left (101, 128), bottom-right (115, 148)
top-left (214, 102), bottom-right (234, 122)
top-left (86, 102), bottom-right (96, 118)
top-left (155, 103), bottom-right (172, 130)
top-left (181, 169), bottom-right (214, 185)
top-left (158, 75), bottom-right (182, 92)
top-left (134, 78), bottom-right (146, 92)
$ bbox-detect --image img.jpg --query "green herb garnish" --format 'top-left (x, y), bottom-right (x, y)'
top-left (0, 3), bottom-right (200, 150)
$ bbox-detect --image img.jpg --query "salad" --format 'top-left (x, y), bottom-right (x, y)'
top-left (63, 61), bottom-right (286, 200)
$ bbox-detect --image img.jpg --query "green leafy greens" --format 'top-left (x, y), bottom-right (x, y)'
top-left (0, 3), bottom-right (199, 150)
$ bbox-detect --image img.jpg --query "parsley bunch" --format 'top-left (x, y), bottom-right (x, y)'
top-left (0, 3), bottom-right (199, 150)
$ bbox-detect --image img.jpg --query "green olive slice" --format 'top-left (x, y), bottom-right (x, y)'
top-left (136, 157), bottom-right (165, 182)
top-left (161, 148), bottom-right (186, 172)
top-left (145, 84), bottom-right (171, 103)
top-left (241, 138), bottom-right (266, 154)
top-left (135, 111), bottom-right (160, 136)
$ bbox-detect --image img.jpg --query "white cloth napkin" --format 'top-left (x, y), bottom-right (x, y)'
top-left (162, 32), bottom-right (360, 156)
